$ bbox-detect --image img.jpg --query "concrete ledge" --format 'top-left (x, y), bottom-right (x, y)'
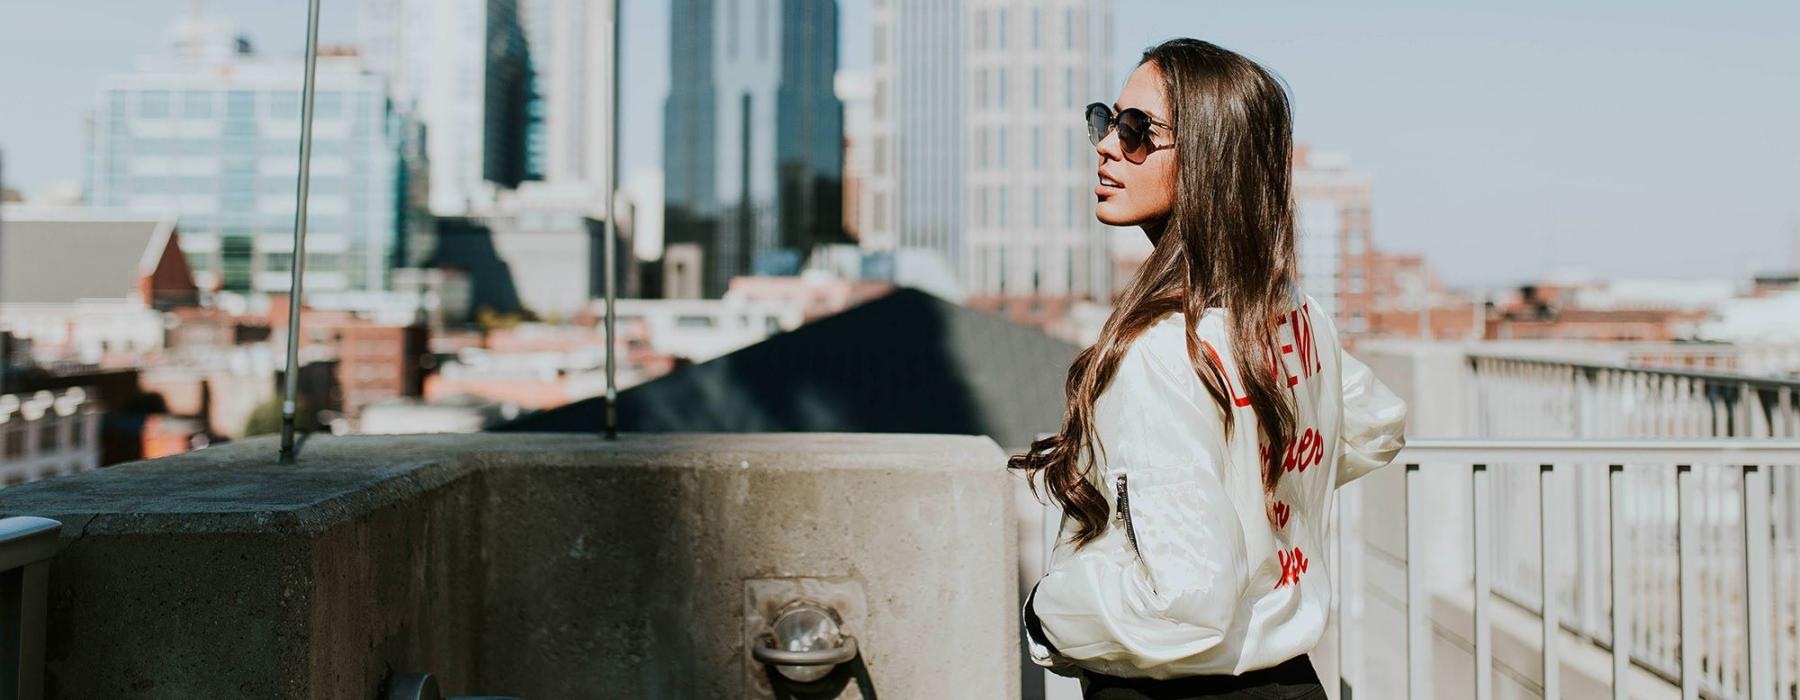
top-left (0, 432), bottom-right (1019, 699)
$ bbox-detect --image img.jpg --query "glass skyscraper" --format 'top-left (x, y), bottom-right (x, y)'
top-left (86, 16), bottom-right (401, 295)
top-left (663, 0), bottom-right (847, 298)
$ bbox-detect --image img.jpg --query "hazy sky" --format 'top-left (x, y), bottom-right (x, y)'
top-left (1, 1), bottom-right (1794, 288)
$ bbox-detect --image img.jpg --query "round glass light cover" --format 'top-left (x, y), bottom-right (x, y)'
top-left (770, 603), bottom-right (844, 683)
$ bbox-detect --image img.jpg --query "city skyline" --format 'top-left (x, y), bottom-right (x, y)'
top-left (1, 1), bottom-right (1796, 287)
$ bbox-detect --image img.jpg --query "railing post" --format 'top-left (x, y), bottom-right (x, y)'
top-left (0, 516), bottom-right (60, 700)
top-left (1539, 464), bottom-right (1559, 700)
top-left (1742, 464), bottom-right (1774, 700)
top-left (1676, 464), bottom-right (1699, 700)
top-left (1472, 464), bottom-right (1492, 700)
top-left (1609, 464), bottom-right (1629, 700)
top-left (1336, 479), bottom-right (1354, 699)
top-left (1406, 464), bottom-right (1427, 700)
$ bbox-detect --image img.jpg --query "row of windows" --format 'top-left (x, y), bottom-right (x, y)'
top-left (971, 125), bottom-right (1091, 171)
top-left (0, 419), bottom-right (87, 460)
top-left (972, 7), bottom-right (1082, 53)
top-left (116, 89), bottom-right (371, 121)
top-left (971, 66), bottom-right (1085, 113)
top-left (972, 184), bottom-right (1090, 230)
top-left (974, 241), bottom-right (1089, 295)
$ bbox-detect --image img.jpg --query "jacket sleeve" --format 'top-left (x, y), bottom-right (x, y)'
top-left (1336, 349), bottom-right (1407, 486)
top-left (1027, 342), bottom-right (1249, 673)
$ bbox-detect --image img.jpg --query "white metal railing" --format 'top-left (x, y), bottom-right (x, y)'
top-left (1340, 439), bottom-right (1800, 700)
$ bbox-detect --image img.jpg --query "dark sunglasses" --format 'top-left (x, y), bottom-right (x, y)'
top-left (1085, 102), bottom-right (1174, 161)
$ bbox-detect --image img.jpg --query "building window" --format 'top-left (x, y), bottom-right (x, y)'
top-left (999, 246), bottom-right (1008, 294)
top-left (2, 426), bottom-right (22, 460)
top-left (140, 90), bottom-right (172, 119)
top-left (182, 91), bottom-right (213, 119)
top-left (264, 251), bottom-right (295, 273)
top-left (997, 8), bottom-right (1007, 50)
top-left (997, 67), bottom-right (1007, 109)
top-left (1031, 9), bottom-right (1041, 50)
top-left (1065, 67), bottom-right (1076, 108)
top-left (997, 126), bottom-right (1006, 168)
top-left (1065, 8), bottom-right (1076, 50)
top-left (1032, 67), bottom-right (1042, 109)
top-left (873, 137), bottom-right (887, 176)
top-left (975, 10), bottom-right (987, 51)
top-left (999, 186), bottom-right (1009, 228)
top-left (1065, 188), bottom-right (1076, 227)
top-left (1031, 127), bottom-right (1042, 168)
top-left (874, 79), bottom-right (887, 120)
top-left (974, 68), bottom-right (987, 110)
top-left (727, 0), bottom-right (739, 57)
top-left (38, 420), bottom-right (59, 453)
top-left (1031, 187), bottom-right (1042, 228)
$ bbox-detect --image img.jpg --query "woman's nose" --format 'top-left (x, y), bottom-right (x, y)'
top-left (1095, 127), bottom-right (1122, 161)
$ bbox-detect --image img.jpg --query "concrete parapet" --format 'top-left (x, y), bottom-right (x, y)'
top-left (0, 432), bottom-right (1018, 699)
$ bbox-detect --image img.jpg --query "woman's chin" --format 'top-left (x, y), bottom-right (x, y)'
top-left (1095, 200), bottom-right (1147, 227)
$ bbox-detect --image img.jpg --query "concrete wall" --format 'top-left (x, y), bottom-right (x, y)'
top-left (0, 433), bottom-right (1019, 699)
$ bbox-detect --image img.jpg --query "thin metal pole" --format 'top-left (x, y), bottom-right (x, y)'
top-left (602, 0), bottom-right (622, 439)
top-left (0, 149), bottom-right (8, 395)
top-left (1677, 465), bottom-right (1699, 700)
top-left (1539, 464), bottom-right (1561, 700)
top-left (1472, 464), bottom-right (1492, 700)
top-left (1743, 464), bottom-right (1775, 700)
top-left (280, 0), bottom-right (322, 464)
top-left (1405, 464), bottom-right (1426, 700)
top-left (1609, 464), bottom-right (1629, 700)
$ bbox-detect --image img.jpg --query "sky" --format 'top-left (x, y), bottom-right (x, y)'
top-left (0, 1), bottom-right (1795, 288)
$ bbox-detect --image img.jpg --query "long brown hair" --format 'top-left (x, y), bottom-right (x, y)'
top-left (1009, 39), bottom-right (1299, 547)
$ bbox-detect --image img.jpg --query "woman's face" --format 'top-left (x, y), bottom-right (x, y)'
top-left (1094, 62), bottom-right (1178, 228)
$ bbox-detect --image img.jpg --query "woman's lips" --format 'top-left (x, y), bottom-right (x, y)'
top-left (1096, 172), bottom-right (1123, 197)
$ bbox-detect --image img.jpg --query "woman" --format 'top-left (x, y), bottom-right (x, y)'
top-left (1010, 39), bottom-right (1408, 699)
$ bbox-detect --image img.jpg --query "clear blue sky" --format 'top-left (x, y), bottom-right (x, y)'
top-left (2, 1), bottom-right (1794, 287)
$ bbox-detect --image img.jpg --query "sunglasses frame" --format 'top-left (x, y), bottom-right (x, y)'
top-left (1085, 102), bottom-right (1175, 162)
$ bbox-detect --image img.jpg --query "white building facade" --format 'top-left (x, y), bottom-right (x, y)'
top-left (865, 0), bottom-right (1113, 303)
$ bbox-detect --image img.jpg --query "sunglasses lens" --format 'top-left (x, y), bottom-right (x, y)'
top-left (1116, 110), bottom-right (1147, 153)
top-left (1084, 103), bottom-right (1110, 146)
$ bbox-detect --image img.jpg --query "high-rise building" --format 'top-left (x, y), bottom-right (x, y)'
top-left (86, 15), bottom-right (401, 295)
top-left (1292, 145), bottom-right (1375, 333)
top-left (357, 0), bottom-right (535, 215)
top-left (518, 0), bottom-right (617, 196)
top-left (663, 0), bottom-right (846, 299)
top-left (866, 0), bottom-right (1113, 304)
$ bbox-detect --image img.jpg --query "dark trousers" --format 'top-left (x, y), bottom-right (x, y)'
top-left (1079, 655), bottom-right (1327, 700)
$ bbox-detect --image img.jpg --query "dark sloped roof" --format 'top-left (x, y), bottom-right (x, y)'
top-left (0, 214), bottom-right (176, 304)
top-left (495, 288), bottom-right (1080, 450)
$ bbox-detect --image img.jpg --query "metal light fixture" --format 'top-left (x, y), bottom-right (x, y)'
top-left (751, 599), bottom-right (875, 699)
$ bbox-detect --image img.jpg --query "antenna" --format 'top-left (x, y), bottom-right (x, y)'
top-left (279, 0), bottom-right (322, 464)
top-left (0, 150), bottom-right (8, 394)
top-left (602, 0), bottom-right (623, 440)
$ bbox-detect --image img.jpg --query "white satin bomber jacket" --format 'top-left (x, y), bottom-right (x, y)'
top-left (1025, 293), bottom-right (1408, 679)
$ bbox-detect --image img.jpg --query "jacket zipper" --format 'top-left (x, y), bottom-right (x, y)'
top-left (1115, 474), bottom-right (1140, 556)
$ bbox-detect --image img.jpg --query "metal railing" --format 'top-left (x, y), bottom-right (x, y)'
top-left (1339, 349), bottom-right (1800, 700)
top-left (1339, 440), bottom-right (1800, 700)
